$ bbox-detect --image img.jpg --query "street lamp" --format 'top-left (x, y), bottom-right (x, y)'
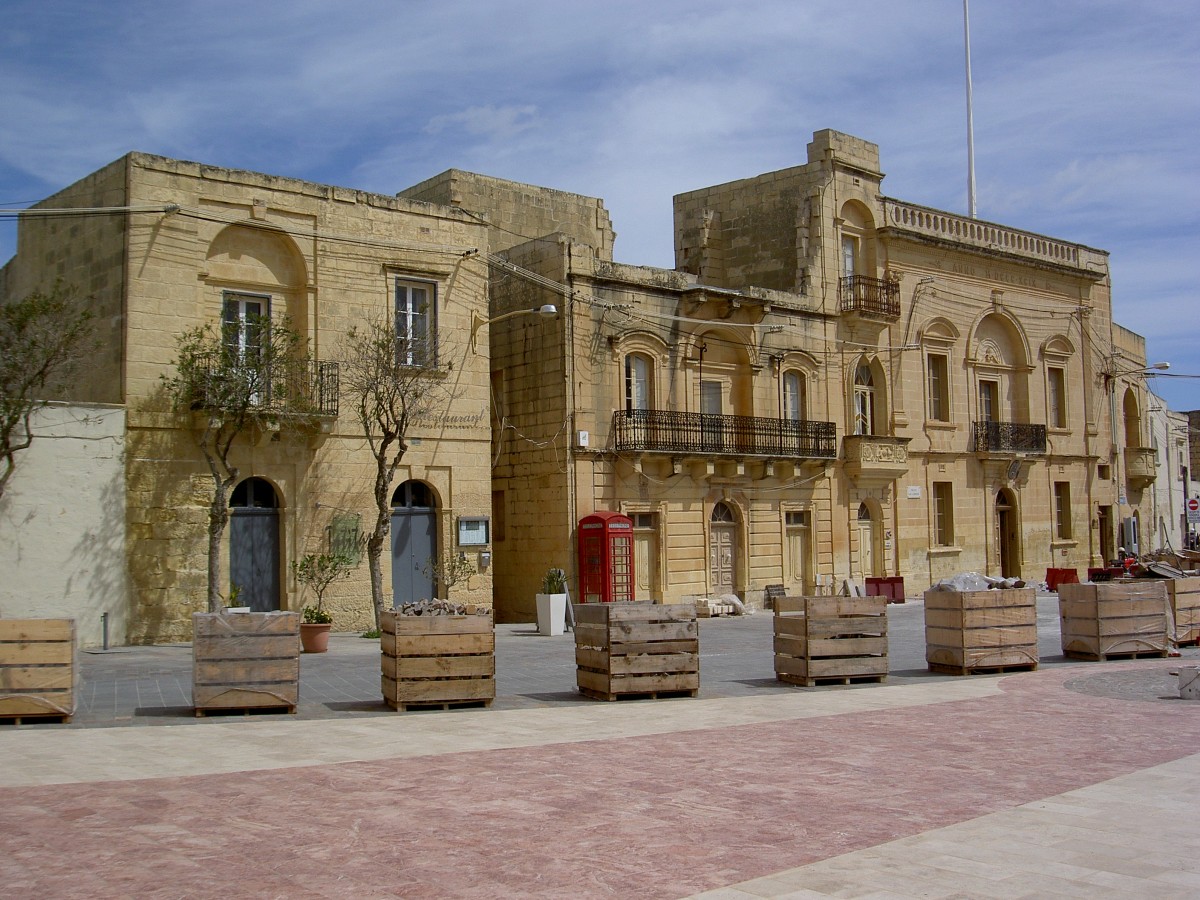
top-left (470, 304), bottom-right (557, 353)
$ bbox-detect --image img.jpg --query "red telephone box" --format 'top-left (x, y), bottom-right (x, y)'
top-left (577, 511), bottom-right (634, 603)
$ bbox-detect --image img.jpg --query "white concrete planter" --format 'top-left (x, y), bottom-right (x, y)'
top-left (536, 593), bottom-right (567, 635)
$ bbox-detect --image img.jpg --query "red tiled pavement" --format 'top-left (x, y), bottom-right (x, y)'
top-left (3, 661), bottom-right (1198, 898)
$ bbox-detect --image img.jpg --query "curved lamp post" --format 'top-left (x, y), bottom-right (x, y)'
top-left (470, 304), bottom-right (557, 354)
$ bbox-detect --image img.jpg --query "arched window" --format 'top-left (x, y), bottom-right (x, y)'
top-left (853, 364), bottom-right (876, 435)
top-left (625, 353), bottom-right (653, 412)
top-left (712, 501), bottom-right (736, 524)
top-left (783, 370), bottom-right (807, 421)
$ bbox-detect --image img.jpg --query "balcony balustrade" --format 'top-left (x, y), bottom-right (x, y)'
top-left (838, 275), bottom-right (900, 320)
top-left (971, 421), bottom-right (1046, 455)
top-left (842, 434), bottom-right (911, 485)
top-left (612, 409), bottom-right (836, 460)
top-left (190, 355), bottom-right (340, 420)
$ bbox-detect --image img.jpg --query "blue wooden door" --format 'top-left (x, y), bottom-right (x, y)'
top-left (229, 477), bottom-right (280, 612)
top-left (390, 480), bottom-right (436, 606)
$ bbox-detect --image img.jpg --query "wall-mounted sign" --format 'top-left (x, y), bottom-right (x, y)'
top-left (906, 486), bottom-right (921, 499)
top-left (457, 517), bottom-right (490, 547)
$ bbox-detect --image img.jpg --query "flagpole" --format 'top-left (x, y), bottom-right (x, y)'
top-left (964, 0), bottom-right (977, 219)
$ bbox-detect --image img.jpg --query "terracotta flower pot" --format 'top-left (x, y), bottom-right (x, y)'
top-left (300, 622), bottom-right (332, 653)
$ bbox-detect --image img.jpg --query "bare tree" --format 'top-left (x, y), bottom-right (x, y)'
top-left (162, 315), bottom-right (329, 612)
top-left (338, 316), bottom-right (454, 628)
top-left (0, 283), bottom-right (93, 500)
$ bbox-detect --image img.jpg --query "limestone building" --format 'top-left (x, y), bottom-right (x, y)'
top-left (404, 130), bottom-right (1161, 620)
top-left (1, 154), bottom-right (495, 643)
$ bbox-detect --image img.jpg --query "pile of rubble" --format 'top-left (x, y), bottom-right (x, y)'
top-left (394, 599), bottom-right (487, 616)
top-left (927, 572), bottom-right (1027, 592)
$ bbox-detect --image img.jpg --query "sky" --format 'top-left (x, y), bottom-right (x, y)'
top-left (1, 0), bottom-right (1197, 409)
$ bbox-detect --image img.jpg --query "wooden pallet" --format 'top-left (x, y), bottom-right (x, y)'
top-left (1166, 577), bottom-right (1200, 646)
top-left (924, 588), bottom-right (1038, 673)
top-left (574, 602), bottom-right (699, 700)
top-left (380, 611), bottom-right (496, 711)
top-left (928, 661), bottom-right (1038, 677)
top-left (1058, 582), bottom-right (1169, 660)
top-left (0, 618), bottom-right (76, 724)
top-left (774, 596), bottom-right (888, 687)
top-left (192, 612), bottom-right (300, 716)
top-left (390, 697), bottom-right (494, 712)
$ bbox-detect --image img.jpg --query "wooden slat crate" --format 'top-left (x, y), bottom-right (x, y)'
top-left (1058, 581), bottom-right (1169, 660)
top-left (0, 618), bottom-right (76, 723)
top-left (380, 611), bottom-right (495, 710)
top-left (1165, 577), bottom-right (1200, 646)
top-left (192, 611), bottom-right (300, 715)
top-left (574, 601), bottom-right (699, 700)
top-left (774, 596), bottom-right (888, 686)
top-left (924, 588), bottom-right (1038, 674)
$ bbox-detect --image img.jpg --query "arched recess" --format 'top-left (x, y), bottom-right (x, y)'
top-left (686, 328), bottom-right (756, 417)
top-left (994, 488), bottom-right (1021, 578)
top-left (968, 311), bottom-right (1033, 424)
top-left (839, 200), bottom-right (879, 279)
top-left (205, 223), bottom-right (310, 337)
top-left (1122, 387), bottom-right (1143, 448)
top-left (390, 480), bottom-right (439, 606)
top-left (849, 356), bottom-right (889, 435)
top-left (229, 476), bottom-right (282, 612)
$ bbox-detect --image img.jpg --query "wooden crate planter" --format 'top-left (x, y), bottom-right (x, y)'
top-left (1165, 577), bottom-right (1200, 647)
top-left (574, 601), bottom-right (699, 700)
top-left (192, 611), bottom-right (300, 716)
top-left (924, 588), bottom-right (1038, 675)
top-left (774, 596), bottom-right (888, 686)
top-left (1058, 581), bottom-right (1169, 660)
top-left (0, 619), bottom-right (76, 723)
top-left (380, 611), bottom-right (495, 710)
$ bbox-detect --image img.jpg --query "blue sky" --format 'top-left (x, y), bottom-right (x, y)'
top-left (2, 0), bottom-right (1197, 408)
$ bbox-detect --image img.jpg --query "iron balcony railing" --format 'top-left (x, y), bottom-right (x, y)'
top-left (192, 356), bottom-right (340, 419)
top-left (971, 421), bottom-right (1047, 454)
top-left (613, 409), bottom-right (837, 459)
top-left (838, 275), bottom-right (901, 319)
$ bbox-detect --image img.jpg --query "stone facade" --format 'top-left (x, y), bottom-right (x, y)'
top-left (2, 154), bottom-right (494, 642)
top-left (462, 129), bottom-right (1160, 618)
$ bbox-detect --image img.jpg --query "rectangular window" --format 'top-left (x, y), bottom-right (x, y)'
top-left (1054, 482), bottom-right (1072, 539)
top-left (927, 353), bottom-right (949, 422)
top-left (625, 354), bottom-right (651, 411)
top-left (933, 482), bottom-right (954, 546)
top-left (783, 371), bottom-right (807, 421)
top-left (395, 278), bottom-right (435, 367)
top-left (222, 291), bottom-right (269, 362)
top-left (492, 490), bottom-right (506, 542)
top-left (1048, 367), bottom-right (1067, 429)
top-left (979, 380), bottom-right (998, 423)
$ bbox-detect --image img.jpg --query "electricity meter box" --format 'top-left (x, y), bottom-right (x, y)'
top-left (577, 511), bottom-right (634, 603)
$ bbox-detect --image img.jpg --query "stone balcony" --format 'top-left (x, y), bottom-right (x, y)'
top-left (842, 434), bottom-right (911, 486)
top-left (1125, 447), bottom-right (1158, 489)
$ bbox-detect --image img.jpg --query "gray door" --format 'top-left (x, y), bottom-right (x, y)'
top-left (229, 477), bottom-right (280, 612)
top-left (391, 480), bottom-right (436, 606)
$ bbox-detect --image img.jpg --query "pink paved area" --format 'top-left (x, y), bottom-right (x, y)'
top-left (4, 660), bottom-right (1198, 898)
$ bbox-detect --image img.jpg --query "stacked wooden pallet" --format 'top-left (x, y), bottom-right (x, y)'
top-left (695, 598), bottom-right (737, 618)
top-left (574, 602), bottom-right (699, 700)
top-left (1058, 581), bottom-right (1169, 660)
top-left (380, 611), bottom-right (495, 710)
top-left (0, 618), bottom-right (76, 724)
top-left (924, 588), bottom-right (1038, 675)
top-left (192, 611), bottom-right (300, 716)
top-left (1165, 577), bottom-right (1200, 646)
top-left (774, 596), bottom-right (888, 686)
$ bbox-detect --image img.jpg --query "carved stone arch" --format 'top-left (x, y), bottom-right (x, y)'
top-left (1040, 334), bottom-right (1076, 361)
top-left (918, 317), bottom-right (960, 346)
top-left (206, 222), bottom-right (309, 334)
top-left (849, 354), bottom-right (890, 435)
top-left (968, 309), bottom-right (1032, 370)
top-left (687, 326), bottom-right (756, 417)
top-left (609, 329), bottom-right (670, 363)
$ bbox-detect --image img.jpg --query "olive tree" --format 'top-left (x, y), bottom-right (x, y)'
top-left (338, 316), bottom-right (454, 628)
top-left (0, 284), bottom-right (93, 500)
top-left (162, 315), bottom-right (323, 612)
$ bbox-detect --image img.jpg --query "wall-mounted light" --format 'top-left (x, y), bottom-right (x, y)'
top-left (470, 304), bottom-right (557, 353)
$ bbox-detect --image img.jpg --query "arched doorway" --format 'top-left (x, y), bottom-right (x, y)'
top-left (229, 477), bottom-right (281, 612)
top-left (709, 502), bottom-right (738, 594)
top-left (855, 502), bottom-right (879, 580)
top-left (995, 489), bottom-right (1020, 578)
top-left (391, 480), bottom-right (437, 606)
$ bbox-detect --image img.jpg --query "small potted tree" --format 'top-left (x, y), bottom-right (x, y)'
top-left (291, 552), bottom-right (355, 653)
top-left (536, 567), bottom-right (568, 636)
